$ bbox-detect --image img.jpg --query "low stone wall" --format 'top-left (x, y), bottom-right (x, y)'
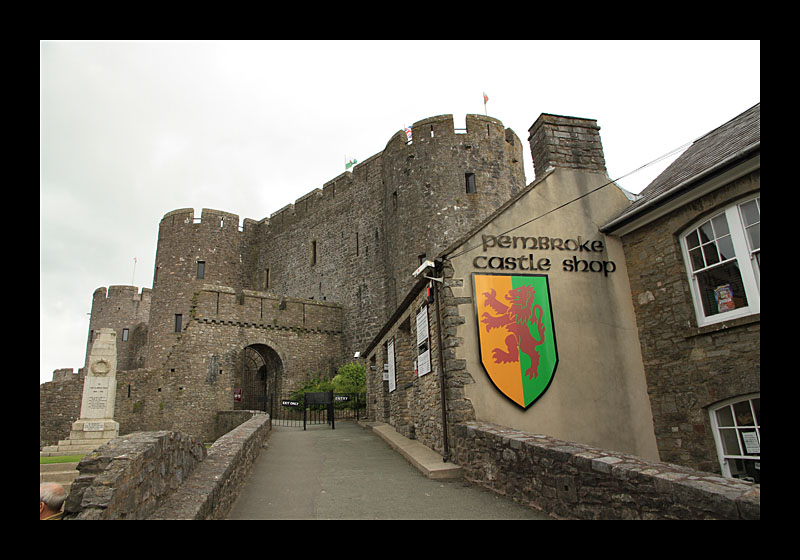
top-left (148, 412), bottom-right (270, 519)
top-left (64, 430), bottom-right (207, 520)
top-left (451, 421), bottom-right (760, 520)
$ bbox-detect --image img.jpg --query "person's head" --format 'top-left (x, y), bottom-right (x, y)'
top-left (40, 482), bottom-right (66, 519)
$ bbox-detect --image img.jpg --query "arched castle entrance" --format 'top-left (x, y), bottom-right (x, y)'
top-left (236, 344), bottom-right (283, 413)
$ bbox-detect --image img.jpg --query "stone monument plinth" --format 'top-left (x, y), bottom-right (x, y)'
top-left (41, 329), bottom-right (120, 456)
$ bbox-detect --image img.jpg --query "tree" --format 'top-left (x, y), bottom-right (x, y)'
top-left (331, 362), bottom-right (366, 397)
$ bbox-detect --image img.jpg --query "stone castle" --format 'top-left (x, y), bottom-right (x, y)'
top-left (42, 112), bottom-right (534, 443)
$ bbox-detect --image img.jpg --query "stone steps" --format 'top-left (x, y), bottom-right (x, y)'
top-left (40, 462), bottom-right (80, 494)
top-left (41, 436), bottom-right (113, 457)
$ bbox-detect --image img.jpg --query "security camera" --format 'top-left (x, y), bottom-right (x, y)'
top-left (413, 259), bottom-right (435, 278)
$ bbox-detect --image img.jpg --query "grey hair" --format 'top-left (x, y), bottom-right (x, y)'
top-left (40, 482), bottom-right (66, 510)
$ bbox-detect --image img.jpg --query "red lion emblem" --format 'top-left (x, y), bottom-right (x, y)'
top-left (480, 286), bottom-right (546, 380)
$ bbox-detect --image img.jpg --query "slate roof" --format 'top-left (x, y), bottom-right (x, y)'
top-left (603, 102), bottom-right (760, 231)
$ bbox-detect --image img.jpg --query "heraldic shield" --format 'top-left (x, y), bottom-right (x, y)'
top-left (473, 273), bottom-right (558, 409)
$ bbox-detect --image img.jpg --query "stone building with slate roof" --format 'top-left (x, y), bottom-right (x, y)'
top-left (602, 103), bottom-right (760, 480)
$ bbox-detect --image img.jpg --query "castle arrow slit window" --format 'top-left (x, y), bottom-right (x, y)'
top-left (466, 173), bottom-right (476, 194)
top-left (175, 314), bottom-right (182, 333)
top-left (197, 260), bottom-right (205, 279)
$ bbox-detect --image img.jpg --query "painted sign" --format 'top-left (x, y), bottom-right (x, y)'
top-left (473, 273), bottom-right (558, 409)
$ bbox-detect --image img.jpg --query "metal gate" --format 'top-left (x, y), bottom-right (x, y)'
top-left (237, 345), bottom-right (282, 413)
top-left (272, 392), bottom-right (366, 429)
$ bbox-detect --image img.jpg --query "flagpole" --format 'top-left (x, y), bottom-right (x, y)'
top-left (131, 257), bottom-right (137, 286)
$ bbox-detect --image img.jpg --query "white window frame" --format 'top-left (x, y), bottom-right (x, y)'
top-left (708, 394), bottom-right (760, 481)
top-left (680, 194), bottom-right (760, 327)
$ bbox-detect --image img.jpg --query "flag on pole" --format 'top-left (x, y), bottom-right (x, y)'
top-left (345, 158), bottom-right (357, 169)
top-left (404, 125), bottom-right (412, 142)
top-left (483, 92), bottom-right (489, 103)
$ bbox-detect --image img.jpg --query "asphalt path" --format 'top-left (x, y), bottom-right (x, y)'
top-left (226, 420), bottom-right (551, 520)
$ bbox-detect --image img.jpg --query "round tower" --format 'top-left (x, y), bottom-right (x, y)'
top-left (86, 285), bottom-right (151, 371)
top-left (380, 114), bottom-right (525, 303)
top-left (145, 208), bottom-right (246, 369)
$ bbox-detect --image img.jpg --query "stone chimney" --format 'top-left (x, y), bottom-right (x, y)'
top-left (528, 114), bottom-right (607, 177)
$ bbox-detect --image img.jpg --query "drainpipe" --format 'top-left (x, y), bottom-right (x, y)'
top-left (432, 258), bottom-right (450, 463)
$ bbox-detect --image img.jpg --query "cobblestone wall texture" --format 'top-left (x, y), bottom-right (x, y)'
top-left (63, 429), bottom-right (207, 520)
top-left (452, 421), bottom-right (759, 520)
top-left (40, 369), bottom-right (85, 447)
top-left (148, 412), bottom-right (270, 520)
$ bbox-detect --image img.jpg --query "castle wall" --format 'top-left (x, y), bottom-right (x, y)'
top-left (40, 369), bottom-right (85, 447)
top-left (258, 154), bottom-right (390, 358)
top-left (44, 113), bottom-right (527, 444)
top-left (112, 287), bottom-right (343, 441)
top-left (254, 114), bottom-right (524, 360)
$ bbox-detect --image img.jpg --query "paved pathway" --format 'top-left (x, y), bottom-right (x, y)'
top-left (226, 420), bottom-right (551, 520)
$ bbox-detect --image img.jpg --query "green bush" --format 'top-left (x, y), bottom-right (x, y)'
top-left (331, 362), bottom-right (366, 397)
top-left (289, 363), bottom-right (366, 408)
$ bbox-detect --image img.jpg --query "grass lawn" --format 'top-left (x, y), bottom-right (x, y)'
top-left (40, 454), bottom-right (84, 465)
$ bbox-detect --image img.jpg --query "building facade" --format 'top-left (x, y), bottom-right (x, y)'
top-left (363, 105), bottom-right (760, 481)
top-left (602, 103), bottom-right (760, 480)
top-left (42, 105), bottom-right (760, 485)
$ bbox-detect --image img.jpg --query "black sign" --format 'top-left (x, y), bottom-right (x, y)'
top-left (305, 391), bottom-right (333, 405)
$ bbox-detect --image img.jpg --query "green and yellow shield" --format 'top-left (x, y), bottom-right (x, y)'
top-left (472, 273), bottom-right (558, 409)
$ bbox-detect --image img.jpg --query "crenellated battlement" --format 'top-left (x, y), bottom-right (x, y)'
top-left (146, 112), bottom-right (523, 371)
top-left (158, 115), bottom-right (518, 241)
top-left (161, 208), bottom-right (242, 231)
top-left (93, 285), bottom-right (152, 303)
top-left (384, 113), bottom-right (508, 148)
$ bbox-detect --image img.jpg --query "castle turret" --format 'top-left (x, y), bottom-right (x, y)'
top-left (145, 208), bottom-right (249, 369)
top-left (86, 285), bottom-right (151, 371)
top-left (381, 114), bottom-right (526, 304)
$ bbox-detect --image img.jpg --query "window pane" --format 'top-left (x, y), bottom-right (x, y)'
top-left (689, 247), bottom-right (705, 270)
top-left (746, 222), bottom-right (760, 251)
top-left (716, 405), bottom-right (734, 427)
top-left (699, 221), bottom-right (714, 243)
top-left (702, 242), bottom-right (720, 266)
top-left (751, 398), bottom-right (760, 426)
top-left (686, 230), bottom-right (700, 249)
top-left (720, 428), bottom-right (741, 455)
top-left (717, 235), bottom-right (736, 261)
top-left (712, 213), bottom-right (730, 237)
top-left (739, 429), bottom-right (760, 455)
top-left (696, 261), bottom-right (748, 317)
top-left (740, 199), bottom-right (760, 227)
top-left (734, 400), bottom-right (754, 425)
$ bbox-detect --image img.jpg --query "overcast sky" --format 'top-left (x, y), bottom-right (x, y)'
top-left (40, 40), bottom-right (760, 384)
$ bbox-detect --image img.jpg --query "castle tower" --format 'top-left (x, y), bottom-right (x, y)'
top-left (145, 208), bottom-right (248, 369)
top-left (86, 285), bottom-right (151, 371)
top-left (381, 114), bottom-right (525, 305)
top-left (142, 114), bottom-right (525, 372)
